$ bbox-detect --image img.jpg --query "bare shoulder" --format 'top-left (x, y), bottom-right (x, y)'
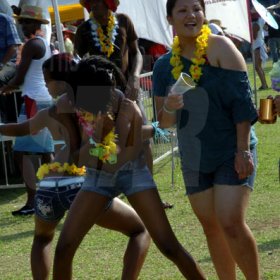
top-left (55, 94), bottom-right (74, 114)
top-left (207, 34), bottom-right (247, 71)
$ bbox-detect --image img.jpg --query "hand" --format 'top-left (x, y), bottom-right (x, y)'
top-left (164, 94), bottom-right (184, 112)
top-left (234, 151), bottom-right (254, 179)
top-left (0, 84), bottom-right (17, 95)
top-left (125, 75), bottom-right (140, 101)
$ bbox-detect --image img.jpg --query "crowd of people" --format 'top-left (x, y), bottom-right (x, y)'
top-left (0, 0), bottom-right (280, 279)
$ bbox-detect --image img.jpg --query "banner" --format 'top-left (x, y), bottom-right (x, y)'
top-left (205, 0), bottom-right (251, 42)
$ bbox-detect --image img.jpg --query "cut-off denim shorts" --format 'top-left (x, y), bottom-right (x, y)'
top-left (182, 146), bottom-right (257, 195)
top-left (35, 176), bottom-right (84, 222)
top-left (13, 101), bottom-right (54, 153)
top-left (82, 160), bottom-right (157, 198)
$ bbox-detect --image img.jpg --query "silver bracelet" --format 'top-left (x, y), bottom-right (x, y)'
top-left (163, 104), bottom-right (176, 114)
top-left (235, 150), bottom-right (252, 159)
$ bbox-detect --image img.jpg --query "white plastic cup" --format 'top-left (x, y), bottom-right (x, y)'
top-left (170, 72), bottom-right (195, 95)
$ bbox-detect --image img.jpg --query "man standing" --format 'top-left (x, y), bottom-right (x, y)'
top-left (0, 5), bottom-right (54, 216)
top-left (77, 0), bottom-right (142, 101)
top-left (0, 11), bottom-right (22, 122)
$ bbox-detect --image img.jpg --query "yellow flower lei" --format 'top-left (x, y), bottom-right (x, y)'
top-left (36, 162), bottom-right (86, 180)
top-left (76, 109), bottom-right (118, 164)
top-left (90, 11), bottom-right (118, 58)
top-left (170, 24), bottom-right (211, 82)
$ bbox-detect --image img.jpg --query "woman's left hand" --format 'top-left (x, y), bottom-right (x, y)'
top-left (234, 151), bottom-right (254, 179)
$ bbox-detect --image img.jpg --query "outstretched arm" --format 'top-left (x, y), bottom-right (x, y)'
top-left (0, 109), bottom-right (48, 136)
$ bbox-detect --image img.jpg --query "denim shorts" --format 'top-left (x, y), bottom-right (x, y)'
top-left (13, 101), bottom-right (54, 153)
top-left (82, 160), bottom-right (157, 198)
top-left (34, 176), bottom-right (84, 222)
top-left (182, 147), bottom-right (257, 195)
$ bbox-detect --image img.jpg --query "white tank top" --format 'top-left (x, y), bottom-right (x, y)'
top-left (22, 36), bottom-right (52, 102)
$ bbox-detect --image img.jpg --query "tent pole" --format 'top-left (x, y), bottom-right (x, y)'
top-left (246, 0), bottom-right (258, 106)
top-left (251, 44), bottom-right (258, 106)
top-left (51, 0), bottom-right (65, 52)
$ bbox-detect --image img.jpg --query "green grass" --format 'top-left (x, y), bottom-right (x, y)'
top-left (0, 61), bottom-right (280, 279)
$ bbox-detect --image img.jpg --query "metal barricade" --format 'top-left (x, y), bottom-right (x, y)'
top-left (139, 72), bottom-right (178, 186)
top-left (0, 91), bottom-right (24, 189)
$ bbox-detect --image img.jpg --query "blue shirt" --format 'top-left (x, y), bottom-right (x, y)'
top-left (153, 52), bottom-right (258, 173)
top-left (0, 13), bottom-right (21, 63)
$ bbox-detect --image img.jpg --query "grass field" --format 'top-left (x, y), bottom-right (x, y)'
top-left (0, 62), bottom-right (279, 279)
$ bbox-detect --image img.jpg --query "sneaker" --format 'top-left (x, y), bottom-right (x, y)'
top-left (12, 205), bottom-right (35, 216)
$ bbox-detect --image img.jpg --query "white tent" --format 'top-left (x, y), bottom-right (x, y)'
top-left (117, 0), bottom-right (173, 47)
top-left (8, 0), bottom-right (252, 46)
top-left (8, 0), bottom-right (173, 47)
top-left (205, 0), bottom-right (251, 42)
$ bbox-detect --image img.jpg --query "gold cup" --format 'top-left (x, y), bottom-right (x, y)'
top-left (259, 99), bottom-right (277, 124)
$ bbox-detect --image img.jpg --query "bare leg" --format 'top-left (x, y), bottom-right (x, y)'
top-left (254, 48), bottom-right (268, 89)
top-left (215, 185), bottom-right (260, 280)
top-left (96, 198), bottom-right (151, 280)
top-left (189, 188), bottom-right (236, 280)
top-left (53, 191), bottom-right (113, 280)
top-left (14, 152), bottom-right (53, 208)
top-left (128, 189), bottom-right (206, 280)
top-left (31, 216), bottom-right (59, 280)
top-left (13, 152), bottom-right (37, 209)
top-left (189, 186), bottom-right (260, 280)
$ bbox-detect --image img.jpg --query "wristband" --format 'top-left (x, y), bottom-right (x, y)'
top-left (163, 104), bottom-right (176, 114)
top-left (151, 121), bottom-right (170, 142)
top-left (235, 150), bottom-right (252, 159)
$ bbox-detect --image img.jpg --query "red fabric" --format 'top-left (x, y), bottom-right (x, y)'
top-left (80, 0), bottom-right (119, 12)
top-left (80, 0), bottom-right (91, 12)
top-left (147, 44), bottom-right (167, 60)
top-left (85, 2), bottom-right (91, 12)
top-left (104, 0), bottom-right (119, 12)
top-left (24, 96), bottom-right (37, 119)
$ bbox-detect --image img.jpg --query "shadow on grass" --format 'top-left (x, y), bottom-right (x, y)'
top-left (196, 239), bottom-right (280, 264)
top-left (0, 230), bottom-right (33, 242)
top-left (0, 188), bottom-right (25, 206)
top-left (258, 239), bottom-right (280, 252)
top-left (0, 213), bottom-right (33, 227)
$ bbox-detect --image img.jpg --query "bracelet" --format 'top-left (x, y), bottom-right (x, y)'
top-left (235, 150), bottom-right (252, 159)
top-left (163, 104), bottom-right (176, 114)
top-left (151, 121), bottom-right (170, 142)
